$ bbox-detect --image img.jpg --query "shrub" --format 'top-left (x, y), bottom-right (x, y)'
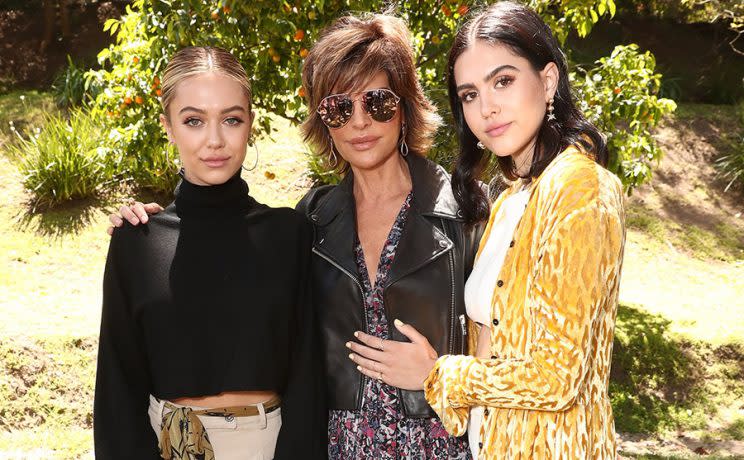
top-left (51, 56), bottom-right (100, 109)
top-left (9, 109), bottom-right (115, 208)
top-left (573, 44), bottom-right (678, 190)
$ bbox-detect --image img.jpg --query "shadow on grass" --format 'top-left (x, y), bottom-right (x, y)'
top-left (13, 188), bottom-right (175, 239)
top-left (13, 196), bottom-right (111, 238)
top-left (611, 304), bottom-right (709, 434)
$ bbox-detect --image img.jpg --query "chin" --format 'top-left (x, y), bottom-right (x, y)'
top-left (188, 165), bottom-right (241, 186)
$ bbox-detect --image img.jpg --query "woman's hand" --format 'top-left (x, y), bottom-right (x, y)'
top-left (106, 201), bottom-right (164, 235)
top-left (347, 319), bottom-right (438, 391)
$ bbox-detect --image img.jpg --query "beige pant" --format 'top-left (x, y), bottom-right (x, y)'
top-left (148, 395), bottom-right (282, 460)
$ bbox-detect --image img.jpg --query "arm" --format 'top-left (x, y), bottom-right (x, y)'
top-left (424, 200), bottom-right (624, 434)
top-left (273, 221), bottom-right (328, 460)
top-left (94, 231), bottom-right (159, 458)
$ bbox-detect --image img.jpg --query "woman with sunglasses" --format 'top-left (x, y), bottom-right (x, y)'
top-left (96, 46), bottom-right (326, 459)
top-left (297, 13), bottom-right (476, 459)
top-left (351, 3), bottom-right (626, 459)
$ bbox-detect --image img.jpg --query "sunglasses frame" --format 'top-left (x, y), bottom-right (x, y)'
top-left (316, 88), bottom-right (401, 129)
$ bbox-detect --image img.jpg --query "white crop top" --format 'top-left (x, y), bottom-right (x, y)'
top-left (464, 187), bottom-right (530, 326)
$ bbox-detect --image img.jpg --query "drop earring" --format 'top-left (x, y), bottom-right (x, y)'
top-left (399, 122), bottom-right (409, 157)
top-left (477, 141), bottom-right (485, 150)
top-left (547, 98), bottom-right (556, 122)
top-left (328, 136), bottom-right (338, 168)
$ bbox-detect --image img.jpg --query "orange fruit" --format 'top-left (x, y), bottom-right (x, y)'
top-left (211, 10), bottom-right (219, 19)
top-left (132, 56), bottom-right (140, 64)
top-left (299, 48), bottom-right (309, 58)
top-left (124, 97), bottom-right (132, 105)
top-left (222, 5), bottom-right (231, 14)
top-left (298, 86), bottom-right (306, 98)
top-left (457, 5), bottom-right (469, 15)
top-left (613, 87), bottom-right (622, 94)
top-left (155, 89), bottom-right (162, 97)
top-left (442, 5), bottom-right (452, 16)
top-left (294, 29), bottom-right (305, 41)
top-left (135, 96), bottom-right (143, 104)
top-left (272, 55), bottom-right (280, 63)
top-left (268, 47), bottom-right (277, 56)
top-left (153, 76), bottom-right (160, 86)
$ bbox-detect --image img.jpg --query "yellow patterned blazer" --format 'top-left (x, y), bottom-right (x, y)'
top-left (424, 146), bottom-right (626, 459)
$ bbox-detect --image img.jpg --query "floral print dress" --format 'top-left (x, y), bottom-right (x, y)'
top-left (328, 192), bottom-right (470, 460)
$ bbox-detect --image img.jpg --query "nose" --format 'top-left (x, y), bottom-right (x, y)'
top-left (206, 122), bottom-right (225, 149)
top-left (479, 90), bottom-right (501, 119)
top-left (347, 98), bottom-right (372, 129)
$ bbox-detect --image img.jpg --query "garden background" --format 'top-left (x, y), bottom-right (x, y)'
top-left (1, 0), bottom-right (743, 458)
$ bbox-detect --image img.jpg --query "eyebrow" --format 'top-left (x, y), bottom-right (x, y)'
top-left (178, 105), bottom-right (247, 115)
top-left (455, 65), bottom-right (520, 93)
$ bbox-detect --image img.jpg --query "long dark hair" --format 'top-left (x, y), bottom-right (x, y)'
top-left (449, 1), bottom-right (608, 226)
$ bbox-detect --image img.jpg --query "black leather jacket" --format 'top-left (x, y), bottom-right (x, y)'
top-left (296, 154), bottom-right (483, 418)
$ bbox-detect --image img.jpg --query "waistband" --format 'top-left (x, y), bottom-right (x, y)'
top-left (157, 396), bottom-right (282, 460)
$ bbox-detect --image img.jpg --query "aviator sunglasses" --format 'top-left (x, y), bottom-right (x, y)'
top-left (317, 88), bottom-right (401, 129)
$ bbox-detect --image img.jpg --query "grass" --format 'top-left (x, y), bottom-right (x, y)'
top-left (1, 93), bottom-right (744, 458)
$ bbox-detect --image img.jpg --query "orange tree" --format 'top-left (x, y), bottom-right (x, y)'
top-left (87, 0), bottom-right (674, 193)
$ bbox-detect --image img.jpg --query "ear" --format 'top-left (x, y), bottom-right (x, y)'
top-left (541, 62), bottom-right (560, 102)
top-left (159, 113), bottom-right (174, 144)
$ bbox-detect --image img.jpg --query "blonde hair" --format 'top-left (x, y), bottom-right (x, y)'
top-left (301, 13), bottom-right (442, 170)
top-left (160, 46), bottom-right (252, 118)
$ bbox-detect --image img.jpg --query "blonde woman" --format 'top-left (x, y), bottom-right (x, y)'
top-left (95, 46), bottom-right (325, 460)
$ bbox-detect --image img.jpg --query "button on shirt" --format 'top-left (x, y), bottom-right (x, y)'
top-left (463, 185), bottom-right (530, 459)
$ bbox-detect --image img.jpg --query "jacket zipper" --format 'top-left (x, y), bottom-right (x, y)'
top-left (311, 247), bottom-right (369, 408)
top-left (441, 218), bottom-right (457, 356)
top-left (459, 314), bottom-right (467, 353)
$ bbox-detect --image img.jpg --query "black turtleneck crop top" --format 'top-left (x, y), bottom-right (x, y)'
top-left (94, 172), bottom-right (326, 459)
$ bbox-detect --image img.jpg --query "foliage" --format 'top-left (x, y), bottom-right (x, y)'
top-left (714, 100), bottom-right (744, 191)
top-left (85, 0), bottom-right (675, 194)
top-left (8, 109), bottom-right (115, 208)
top-left (573, 44), bottom-right (677, 189)
top-left (51, 56), bottom-right (101, 109)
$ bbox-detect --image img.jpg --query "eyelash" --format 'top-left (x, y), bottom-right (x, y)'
top-left (182, 117), bottom-right (244, 127)
top-left (459, 76), bottom-right (516, 103)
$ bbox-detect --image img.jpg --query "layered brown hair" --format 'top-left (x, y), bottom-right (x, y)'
top-left (160, 46), bottom-right (252, 118)
top-left (301, 12), bottom-right (441, 171)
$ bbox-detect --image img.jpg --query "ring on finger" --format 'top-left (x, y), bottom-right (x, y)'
top-left (379, 337), bottom-right (384, 351)
top-left (378, 371), bottom-right (384, 382)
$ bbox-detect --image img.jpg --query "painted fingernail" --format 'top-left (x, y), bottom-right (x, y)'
top-left (348, 353), bottom-right (354, 360)
top-left (354, 331), bottom-right (359, 338)
top-left (345, 342), bottom-right (351, 348)
top-left (357, 366), bottom-right (362, 371)
top-left (394, 319), bottom-right (404, 327)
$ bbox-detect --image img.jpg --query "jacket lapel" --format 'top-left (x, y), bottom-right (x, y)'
top-left (309, 174), bottom-right (359, 279)
top-left (385, 155), bottom-right (459, 287)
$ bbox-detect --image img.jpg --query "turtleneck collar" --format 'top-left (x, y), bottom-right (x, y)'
top-left (174, 169), bottom-right (255, 218)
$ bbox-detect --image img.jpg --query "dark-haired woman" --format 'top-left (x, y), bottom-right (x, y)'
top-left (350, 2), bottom-right (626, 458)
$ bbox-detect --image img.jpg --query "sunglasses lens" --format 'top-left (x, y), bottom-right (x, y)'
top-left (363, 89), bottom-right (399, 122)
top-left (319, 95), bottom-right (354, 128)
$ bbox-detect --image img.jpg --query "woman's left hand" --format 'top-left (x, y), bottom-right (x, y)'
top-left (347, 319), bottom-right (438, 391)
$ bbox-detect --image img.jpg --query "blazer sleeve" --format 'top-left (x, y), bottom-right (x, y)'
top-left (424, 198), bottom-right (625, 435)
top-left (273, 220), bottom-right (328, 459)
top-left (94, 230), bottom-right (159, 458)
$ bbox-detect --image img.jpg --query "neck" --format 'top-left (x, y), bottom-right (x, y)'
top-left (511, 137), bottom-right (537, 177)
top-left (351, 154), bottom-right (412, 205)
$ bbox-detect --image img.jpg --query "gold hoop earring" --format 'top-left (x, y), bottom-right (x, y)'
top-left (242, 141), bottom-right (259, 171)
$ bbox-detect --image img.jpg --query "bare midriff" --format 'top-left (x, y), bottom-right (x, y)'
top-left (172, 390), bottom-right (279, 408)
top-left (475, 324), bottom-right (492, 359)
